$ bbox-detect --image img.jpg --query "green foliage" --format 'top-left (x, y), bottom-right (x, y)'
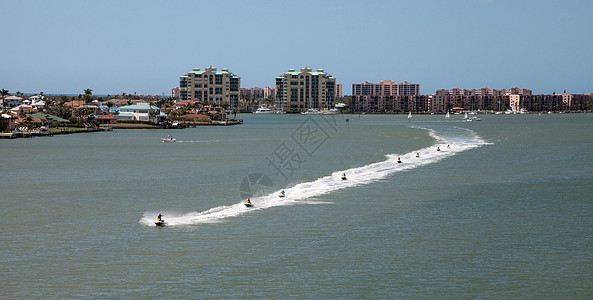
top-left (0, 116), bottom-right (9, 131)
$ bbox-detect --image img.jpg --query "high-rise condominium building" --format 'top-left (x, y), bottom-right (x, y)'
top-left (335, 83), bottom-right (342, 99)
top-left (179, 66), bottom-right (240, 108)
top-left (275, 67), bottom-right (336, 113)
top-left (351, 80), bottom-right (420, 112)
top-left (170, 87), bottom-right (180, 98)
top-left (352, 80), bottom-right (419, 96)
top-left (264, 87), bottom-right (276, 99)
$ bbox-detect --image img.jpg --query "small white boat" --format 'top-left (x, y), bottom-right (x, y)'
top-left (445, 111), bottom-right (450, 118)
top-left (301, 108), bottom-right (322, 115)
top-left (162, 135), bottom-right (177, 143)
top-left (322, 108), bottom-right (340, 115)
top-left (253, 106), bottom-right (274, 114)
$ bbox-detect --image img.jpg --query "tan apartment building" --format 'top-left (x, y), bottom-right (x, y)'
top-left (335, 83), bottom-right (342, 99)
top-left (432, 87), bottom-right (533, 112)
top-left (351, 80), bottom-right (420, 112)
top-left (275, 67), bottom-right (336, 113)
top-left (179, 66), bottom-right (241, 108)
top-left (264, 87), bottom-right (276, 99)
top-left (352, 80), bottom-right (419, 97)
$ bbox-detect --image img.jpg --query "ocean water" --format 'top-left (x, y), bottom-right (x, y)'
top-left (1, 113), bottom-right (592, 298)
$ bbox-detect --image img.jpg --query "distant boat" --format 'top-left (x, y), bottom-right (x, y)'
top-left (162, 135), bottom-right (177, 143)
top-left (322, 108), bottom-right (340, 115)
top-left (253, 106), bottom-right (274, 114)
top-left (445, 111), bottom-right (450, 118)
top-left (407, 111), bottom-right (412, 122)
top-left (301, 108), bottom-right (322, 115)
top-left (463, 112), bottom-right (468, 119)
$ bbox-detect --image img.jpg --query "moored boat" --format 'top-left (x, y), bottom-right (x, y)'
top-left (253, 106), bottom-right (274, 114)
top-left (301, 108), bottom-right (322, 115)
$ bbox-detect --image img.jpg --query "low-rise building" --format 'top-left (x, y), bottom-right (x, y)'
top-left (94, 114), bottom-right (117, 125)
top-left (116, 104), bottom-right (167, 123)
top-left (2, 96), bottom-right (22, 108)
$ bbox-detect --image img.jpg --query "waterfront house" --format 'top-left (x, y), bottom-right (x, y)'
top-left (94, 114), bottom-right (117, 125)
top-left (15, 117), bottom-right (42, 127)
top-left (179, 113), bottom-right (211, 123)
top-left (116, 104), bottom-right (167, 123)
top-left (2, 96), bottom-right (22, 108)
top-left (22, 96), bottom-right (46, 110)
top-left (27, 113), bottom-right (70, 127)
top-left (10, 105), bottom-right (37, 114)
top-left (171, 100), bottom-right (197, 110)
top-left (63, 100), bottom-right (86, 109)
top-left (77, 103), bottom-right (102, 114)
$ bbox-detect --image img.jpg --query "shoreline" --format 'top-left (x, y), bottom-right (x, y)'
top-left (0, 127), bottom-right (105, 139)
top-left (1, 119), bottom-right (244, 139)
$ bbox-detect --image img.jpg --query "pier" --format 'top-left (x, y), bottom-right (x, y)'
top-left (0, 127), bottom-right (105, 139)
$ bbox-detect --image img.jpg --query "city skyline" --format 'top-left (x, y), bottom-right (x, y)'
top-left (1, 0), bottom-right (592, 96)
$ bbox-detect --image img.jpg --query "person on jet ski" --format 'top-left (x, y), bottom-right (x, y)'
top-left (246, 198), bottom-right (251, 205)
top-left (156, 213), bottom-right (163, 221)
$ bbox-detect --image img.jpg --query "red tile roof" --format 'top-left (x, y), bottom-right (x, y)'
top-left (95, 114), bottom-right (117, 120)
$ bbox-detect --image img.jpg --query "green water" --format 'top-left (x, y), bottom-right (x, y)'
top-left (1, 113), bottom-right (592, 298)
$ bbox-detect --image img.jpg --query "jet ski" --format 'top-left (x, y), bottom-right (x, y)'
top-left (279, 190), bottom-right (286, 198)
top-left (397, 158), bottom-right (402, 163)
top-left (341, 174), bottom-right (347, 180)
top-left (155, 214), bottom-right (166, 226)
top-left (244, 199), bottom-right (253, 207)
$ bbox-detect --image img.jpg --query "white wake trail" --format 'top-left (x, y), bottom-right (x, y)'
top-left (141, 126), bottom-right (489, 227)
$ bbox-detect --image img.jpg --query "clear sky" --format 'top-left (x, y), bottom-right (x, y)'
top-left (1, 0), bottom-right (592, 96)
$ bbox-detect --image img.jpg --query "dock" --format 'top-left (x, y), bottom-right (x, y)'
top-left (0, 127), bottom-right (105, 139)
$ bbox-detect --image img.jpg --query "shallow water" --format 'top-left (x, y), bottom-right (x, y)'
top-left (1, 113), bottom-right (592, 298)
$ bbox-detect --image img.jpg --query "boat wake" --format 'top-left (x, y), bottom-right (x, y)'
top-left (141, 126), bottom-right (489, 227)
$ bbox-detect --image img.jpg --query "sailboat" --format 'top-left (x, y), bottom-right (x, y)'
top-left (463, 112), bottom-right (468, 119)
top-left (445, 111), bottom-right (450, 119)
top-left (407, 111), bottom-right (412, 122)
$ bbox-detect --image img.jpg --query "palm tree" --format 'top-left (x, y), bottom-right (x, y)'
top-left (1, 89), bottom-right (9, 107)
top-left (83, 88), bottom-right (93, 103)
top-left (59, 95), bottom-right (68, 105)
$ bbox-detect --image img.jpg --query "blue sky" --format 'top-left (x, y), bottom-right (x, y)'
top-left (1, 0), bottom-right (592, 95)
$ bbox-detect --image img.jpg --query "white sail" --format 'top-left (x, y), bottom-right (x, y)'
top-left (445, 111), bottom-right (450, 118)
top-left (407, 111), bottom-right (412, 122)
